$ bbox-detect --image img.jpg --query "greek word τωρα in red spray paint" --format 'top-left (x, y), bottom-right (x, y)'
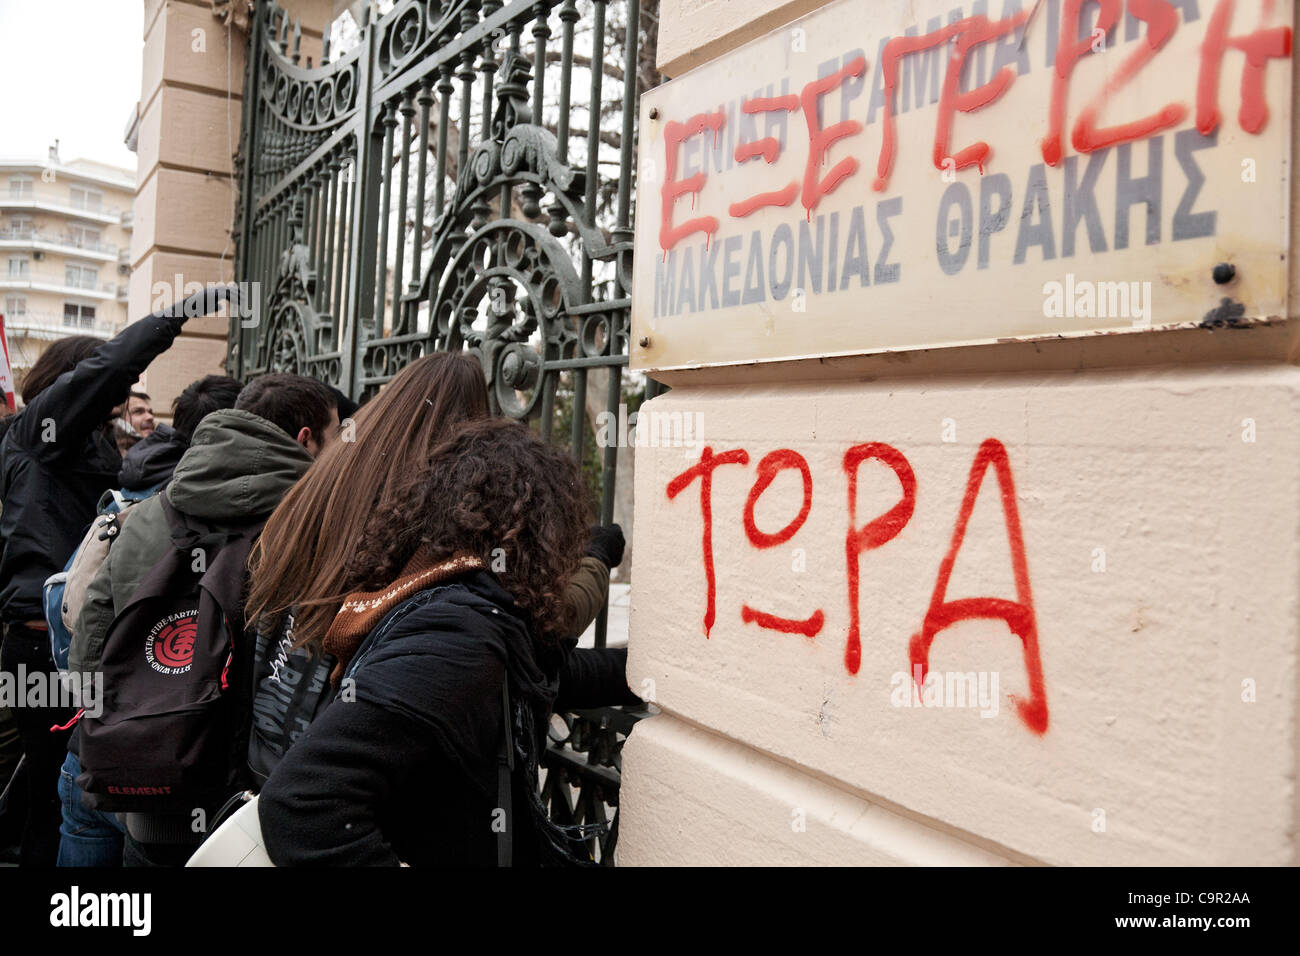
top-left (666, 438), bottom-right (1050, 735)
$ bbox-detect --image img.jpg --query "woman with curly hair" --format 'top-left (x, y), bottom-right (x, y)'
top-left (256, 418), bottom-right (606, 865)
top-left (241, 352), bottom-right (629, 785)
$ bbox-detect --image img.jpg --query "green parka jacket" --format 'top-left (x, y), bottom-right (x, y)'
top-left (69, 408), bottom-right (314, 675)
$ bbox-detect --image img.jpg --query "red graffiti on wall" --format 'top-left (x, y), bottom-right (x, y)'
top-left (660, 110), bottom-right (726, 255)
top-left (800, 56), bottom-right (867, 219)
top-left (666, 437), bottom-right (1050, 734)
top-left (878, 8), bottom-right (1030, 191)
top-left (1197, 0), bottom-right (1292, 135)
top-left (907, 439), bottom-right (1050, 736)
top-left (740, 605), bottom-right (826, 638)
top-left (741, 449), bottom-right (825, 639)
top-left (1046, 0), bottom-right (1187, 164)
top-left (843, 443), bottom-right (916, 676)
top-left (666, 446), bottom-right (749, 636)
top-left (729, 96), bottom-right (801, 219)
top-left (658, 0), bottom-right (1292, 253)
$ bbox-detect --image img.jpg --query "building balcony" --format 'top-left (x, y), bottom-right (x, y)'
top-left (0, 194), bottom-right (128, 227)
top-left (1, 311), bottom-right (120, 342)
top-left (0, 271), bottom-right (116, 299)
top-left (0, 226), bottom-right (119, 262)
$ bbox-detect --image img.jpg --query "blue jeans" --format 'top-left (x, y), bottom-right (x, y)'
top-left (56, 751), bottom-right (124, 867)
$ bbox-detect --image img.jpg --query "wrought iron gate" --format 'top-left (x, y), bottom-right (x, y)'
top-left (229, 0), bottom-right (655, 863)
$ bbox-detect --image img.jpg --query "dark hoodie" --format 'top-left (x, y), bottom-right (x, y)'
top-left (257, 570), bottom-right (568, 867)
top-left (117, 422), bottom-right (186, 493)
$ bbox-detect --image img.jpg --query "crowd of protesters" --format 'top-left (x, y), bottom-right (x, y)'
top-left (0, 287), bottom-right (636, 867)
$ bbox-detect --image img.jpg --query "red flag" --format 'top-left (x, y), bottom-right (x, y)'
top-left (0, 314), bottom-right (16, 412)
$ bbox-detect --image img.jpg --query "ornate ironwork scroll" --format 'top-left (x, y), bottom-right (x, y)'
top-left (232, 0), bottom-right (639, 410)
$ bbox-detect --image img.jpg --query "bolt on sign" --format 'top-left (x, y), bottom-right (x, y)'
top-left (631, 0), bottom-right (1294, 371)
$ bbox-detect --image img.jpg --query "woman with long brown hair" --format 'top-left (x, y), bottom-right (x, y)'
top-left (242, 352), bottom-right (627, 784)
top-left (246, 350), bottom-right (490, 649)
top-left (257, 418), bottom-right (604, 865)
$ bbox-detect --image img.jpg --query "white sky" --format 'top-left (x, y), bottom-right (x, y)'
top-left (0, 0), bottom-right (143, 173)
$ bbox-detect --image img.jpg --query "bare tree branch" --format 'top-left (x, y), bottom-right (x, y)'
top-left (544, 49), bottom-right (625, 83)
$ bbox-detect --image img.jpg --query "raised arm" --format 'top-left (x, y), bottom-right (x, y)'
top-left (14, 285), bottom-right (238, 456)
top-left (560, 556), bottom-right (611, 638)
top-left (560, 525), bottom-right (625, 638)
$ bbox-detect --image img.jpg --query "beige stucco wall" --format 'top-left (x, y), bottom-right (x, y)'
top-left (619, 0), bottom-right (1300, 865)
top-left (624, 367), bottom-right (1300, 866)
top-left (655, 0), bottom-right (827, 78)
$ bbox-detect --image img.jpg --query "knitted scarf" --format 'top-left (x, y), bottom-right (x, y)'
top-left (322, 551), bottom-right (485, 680)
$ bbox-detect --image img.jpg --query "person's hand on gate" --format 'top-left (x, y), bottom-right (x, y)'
top-left (585, 524), bottom-right (625, 569)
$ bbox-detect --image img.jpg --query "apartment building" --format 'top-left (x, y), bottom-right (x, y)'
top-left (0, 141), bottom-right (134, 392)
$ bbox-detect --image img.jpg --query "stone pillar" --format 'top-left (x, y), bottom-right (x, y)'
top-left (619, 1), bottom-right (1300, 865)
top-left (130, 0), bottom-right (329, 412)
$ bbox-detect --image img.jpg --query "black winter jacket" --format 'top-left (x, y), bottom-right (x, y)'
top-left (258, 569), bottom-right (614, 867)
top-left (0, 292), bottom-right (225, 622)
top-left (118, 422), bottom-right (186, 492)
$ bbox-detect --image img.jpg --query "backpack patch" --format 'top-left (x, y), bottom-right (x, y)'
top-left (144, 610), bottom-right (200, 674)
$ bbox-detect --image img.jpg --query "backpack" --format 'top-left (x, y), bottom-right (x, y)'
top-left (75, 495), bottom-right (265, 813)
top-left (43, 487), bottom-right (154, 672)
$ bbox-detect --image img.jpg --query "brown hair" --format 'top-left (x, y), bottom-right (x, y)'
top-left (348, 417), bottom-right (592, 640)
top-left (246, 352), bottom-right (490, 649)
top-left (172, 374), bottom-right (241, 440)
top-left (21, 335), bottom-right (101, 404)
top-left (235, 373), bottom-right (334, 441)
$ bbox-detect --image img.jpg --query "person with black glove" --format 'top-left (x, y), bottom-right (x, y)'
top-left (560, 523), bottom-right (624, 633)
top-left (557, 522), bottom-right (643, 710)
top-left (0, 284), bottom-right (237, 867)
top-left (585, 523), bottom-right (625, 570)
